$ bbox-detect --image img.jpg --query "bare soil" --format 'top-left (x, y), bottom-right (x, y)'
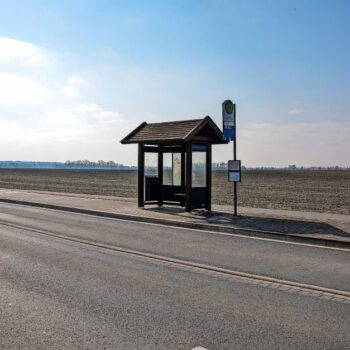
top-left (0, 169), bottom-right (348, 214)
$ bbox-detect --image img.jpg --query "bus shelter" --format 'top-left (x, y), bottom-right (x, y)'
top-left (121, 116), bottom-right (228, 212)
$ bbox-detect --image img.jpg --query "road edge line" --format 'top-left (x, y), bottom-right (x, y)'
top-left (0, 198), bottom-right (349, 250)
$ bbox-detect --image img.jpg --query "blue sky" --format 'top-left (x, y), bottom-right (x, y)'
top-left (0, 0), bottom-right (349, 166)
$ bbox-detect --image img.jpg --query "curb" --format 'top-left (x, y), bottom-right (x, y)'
top-left (0, 198), bottom-right (349, 250)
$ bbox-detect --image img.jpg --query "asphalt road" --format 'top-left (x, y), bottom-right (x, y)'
top-left (0, 203), bottom-right (349, 349)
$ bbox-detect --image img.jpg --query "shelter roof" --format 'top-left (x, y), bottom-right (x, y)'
top-left (121, 116), bottom-right (228, 144)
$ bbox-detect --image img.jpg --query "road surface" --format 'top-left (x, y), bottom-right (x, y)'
top-left (0, 203), bottom-right (349, 349)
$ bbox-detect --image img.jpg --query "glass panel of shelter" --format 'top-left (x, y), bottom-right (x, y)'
top-left (162, 152), bottom-right (181, 186)
top-left (162, 150), bottom-right (183, 204)
top-left (143, 144), bottom-right (207, 206)
top-left (172, 153), bottom-right (181, 186)
top-left (163, 153), bottom-right (172, 185)
top-left (191, 144), bottom-right (207, 208)
top-left (144, 152), bottom-right (159, 202)
top-left (192, 145), bottom-right (206, 188)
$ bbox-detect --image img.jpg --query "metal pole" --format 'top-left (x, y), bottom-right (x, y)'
top-left (233, 104), bottom-right (237, 216)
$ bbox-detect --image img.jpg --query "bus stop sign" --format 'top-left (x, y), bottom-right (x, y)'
top-left (222, 100), bottom-right (235, 141)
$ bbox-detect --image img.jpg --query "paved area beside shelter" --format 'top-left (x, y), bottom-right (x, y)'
top-left (0, 189), bottom-right (349, 245)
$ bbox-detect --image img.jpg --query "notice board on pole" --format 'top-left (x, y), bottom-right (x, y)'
top-left (228, 160), bottom-right (241, 182)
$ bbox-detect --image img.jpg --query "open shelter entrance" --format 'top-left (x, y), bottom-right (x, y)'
top-left (121, 116), bottom-right (228, 212)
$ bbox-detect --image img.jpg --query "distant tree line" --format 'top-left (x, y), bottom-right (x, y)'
top-left (0, 160), bottom-right (135, 170)
top-left (212, 162), bottom-right (349, 171)
top-left (0, 160), bottom-right (348, 171)
top-left (64, 160), bottom-right (131, 169)
top-left (244, 165), bottom-right (350, 171)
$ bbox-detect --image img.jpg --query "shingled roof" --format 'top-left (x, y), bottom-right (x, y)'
top-left (121, 116), bottom-right (227, 144)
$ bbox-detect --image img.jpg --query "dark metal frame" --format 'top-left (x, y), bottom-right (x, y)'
top-left (122, 116), bottom-right (229, 213)
top-left (138, 142), bottom-right (212, 212)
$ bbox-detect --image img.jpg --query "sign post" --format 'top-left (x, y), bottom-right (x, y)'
top-left (223, 100), bottom-right (240, 216)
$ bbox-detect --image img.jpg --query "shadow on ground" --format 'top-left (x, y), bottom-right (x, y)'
top-left (145, 206), bottom-right (350, 238)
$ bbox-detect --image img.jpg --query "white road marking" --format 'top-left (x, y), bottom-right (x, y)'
top-left (69, 208), bottom-right (350, 252)
top-left (192, 347), bottom-right (209, 350)
top-left (1, 202), bottom-right (349, 252)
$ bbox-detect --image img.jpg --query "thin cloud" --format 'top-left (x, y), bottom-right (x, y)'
top-left (62, 75), bottom-right (86, 98)
top-left (288, 108), bottom-right (302, 116)
top-left (68, 75), bottom-right (86, 86)
top-left (72, 104), bottom-right (121, 120)
top-left (98, 111), bottom-right (120, 119)
top-left (0, 36), bottom-right (51, 67)
top-left (0, 72), bottom-right (49, 105)
top-left (237, 121), bottom-right (350, 167)
top-left (72, 104), bottom-right (101, 113)
top-left (62, 85), bottom-right (80, 98)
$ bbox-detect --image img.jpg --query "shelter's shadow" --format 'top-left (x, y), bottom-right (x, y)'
top-left (145, 206), bottom-right (350, 237)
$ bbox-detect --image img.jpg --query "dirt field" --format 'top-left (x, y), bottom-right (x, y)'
top-left (0, 169), bottom-right (348, 214)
